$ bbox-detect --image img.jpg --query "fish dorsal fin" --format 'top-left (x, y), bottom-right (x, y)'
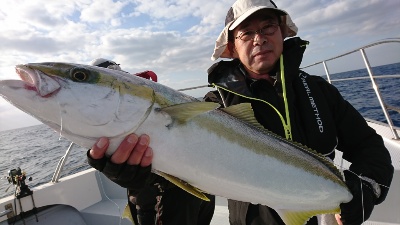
top-left (275, 208), bottom-right (340, 225)
top-left (155, 170), bottom-right (210, 201)
top-left (220, 103), bottom-right (265, 130)
top-left (154, 92), bottom-right (171, 108)
top-left (159, 102), bottom-right (220, 124)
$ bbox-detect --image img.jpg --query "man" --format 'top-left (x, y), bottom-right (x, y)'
top-left (205, 0), bottom-right (393, 224)
top-left (88, 0), bottom-right (393, 225)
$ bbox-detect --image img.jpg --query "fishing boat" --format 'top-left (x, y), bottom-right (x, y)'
top-left (0, 38), bottom-right (399, 225)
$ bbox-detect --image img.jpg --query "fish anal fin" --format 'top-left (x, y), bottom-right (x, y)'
top-left (276, 208), bottom-right (340, 225)
top-left (155, 170), bottom-right (210, 201)
top-left (122, 203), bottom-right (136, 225)
top-left (159, 102), bottom-right (220, 124)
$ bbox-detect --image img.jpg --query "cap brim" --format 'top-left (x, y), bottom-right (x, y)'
top-left (229, 7), bottom-right (287, 31)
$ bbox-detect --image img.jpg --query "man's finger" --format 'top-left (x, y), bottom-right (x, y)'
top-left (127, 134), bottom-right (150, 165)
top-left (111, 134), bottom-right (138, 164)
top-left (90, 137), bottom-right (109, 159)
top-left (140, 147), bottom-right (153, 167)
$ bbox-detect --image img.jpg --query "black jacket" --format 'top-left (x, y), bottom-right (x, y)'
top-left (205, 37), bottom-right (393, 225)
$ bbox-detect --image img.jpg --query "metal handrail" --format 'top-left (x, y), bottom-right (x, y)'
top-left (301, 38), bottom-right (400, 140)
top-left (177, 85), bottom-right (209, 92)
top-left (301, 38), bottom-right (400, 69)
top-left (51, 142), bottom-right (75, 183)
top-left (329, 74), bottom-right (400, 82)
top-left (0, 208), bottom-right (13, 217)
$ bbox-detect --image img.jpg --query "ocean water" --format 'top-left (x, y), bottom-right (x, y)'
top-left (322, 62), bottom-right (400, 127)
top-left (0, 62), bottom-right (399, 199)
top-left (0, 126), bottom-right (90, 199)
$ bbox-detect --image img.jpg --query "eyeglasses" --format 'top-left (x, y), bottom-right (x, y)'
top-left (235, 23), bottom-right (280, 41)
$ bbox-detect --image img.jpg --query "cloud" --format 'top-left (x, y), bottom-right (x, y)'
top-left (80, 0), bottom-right (127, 25)
top-left (132, 0), bottom-right (195, 20)
top-left (294, 1), bottom-right (399, 38)
top-left (0, 1), bottom-right (76, 31)
top-left (92, 28), bottom-right (215, 74)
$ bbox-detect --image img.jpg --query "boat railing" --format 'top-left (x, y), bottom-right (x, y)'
top-left (51, 142), bottom-right (89, 183)
top-left (301, 37), bottom-right (400, 140)
top-left (51, 142), bottom-right (75, 183)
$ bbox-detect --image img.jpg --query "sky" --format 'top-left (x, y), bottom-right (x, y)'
top-left (0, 0), bottom-right (399, 131)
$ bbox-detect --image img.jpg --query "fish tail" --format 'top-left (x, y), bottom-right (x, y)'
top-left (275, 208), bottom-right (341, 225)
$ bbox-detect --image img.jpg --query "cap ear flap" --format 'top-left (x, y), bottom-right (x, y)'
top-left (280, 15), bottom-right (289, 38)
top-left (281, 14), bottom-right (298, 38)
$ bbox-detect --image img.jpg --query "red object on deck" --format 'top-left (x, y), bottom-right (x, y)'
top-left (134, 71), bottom-right (158, 82)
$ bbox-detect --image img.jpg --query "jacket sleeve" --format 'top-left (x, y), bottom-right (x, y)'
top-left (317, 77), bottom-right (393, 204)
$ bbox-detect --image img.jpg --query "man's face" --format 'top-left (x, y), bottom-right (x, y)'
top-left (231, 10), bottom-right (283, 77)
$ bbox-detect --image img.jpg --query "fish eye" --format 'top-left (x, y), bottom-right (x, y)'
top-left (73, 71), bottom-right (87, 81)
top-left (71, 70), bottom-right (88, 82)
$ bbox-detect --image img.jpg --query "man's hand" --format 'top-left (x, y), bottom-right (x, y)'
top-left (87, 134), bottom-right (153, 191)
top-left (339, 170), bottom-right (376, 225)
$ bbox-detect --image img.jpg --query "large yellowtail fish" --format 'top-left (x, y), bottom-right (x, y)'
top-left (0, 63), bottom-right (352, 225)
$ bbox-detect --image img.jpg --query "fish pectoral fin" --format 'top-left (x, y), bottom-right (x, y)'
top-left (155, 170), bottom-right (210, 201)
top-left (159, 102), bottom-right (220, 124)
top-left (220, 103), bottom-right (265, 129)
top-left (275, 208), bottom-right (341, 225)
top-left (122, 203), bottom-right (136, 225)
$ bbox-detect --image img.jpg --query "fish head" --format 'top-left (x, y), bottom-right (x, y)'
top-left (0, 62), bottom-right (157, 152)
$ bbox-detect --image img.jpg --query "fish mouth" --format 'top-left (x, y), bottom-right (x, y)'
top-left (15, 64), bottom-right (61, 97)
